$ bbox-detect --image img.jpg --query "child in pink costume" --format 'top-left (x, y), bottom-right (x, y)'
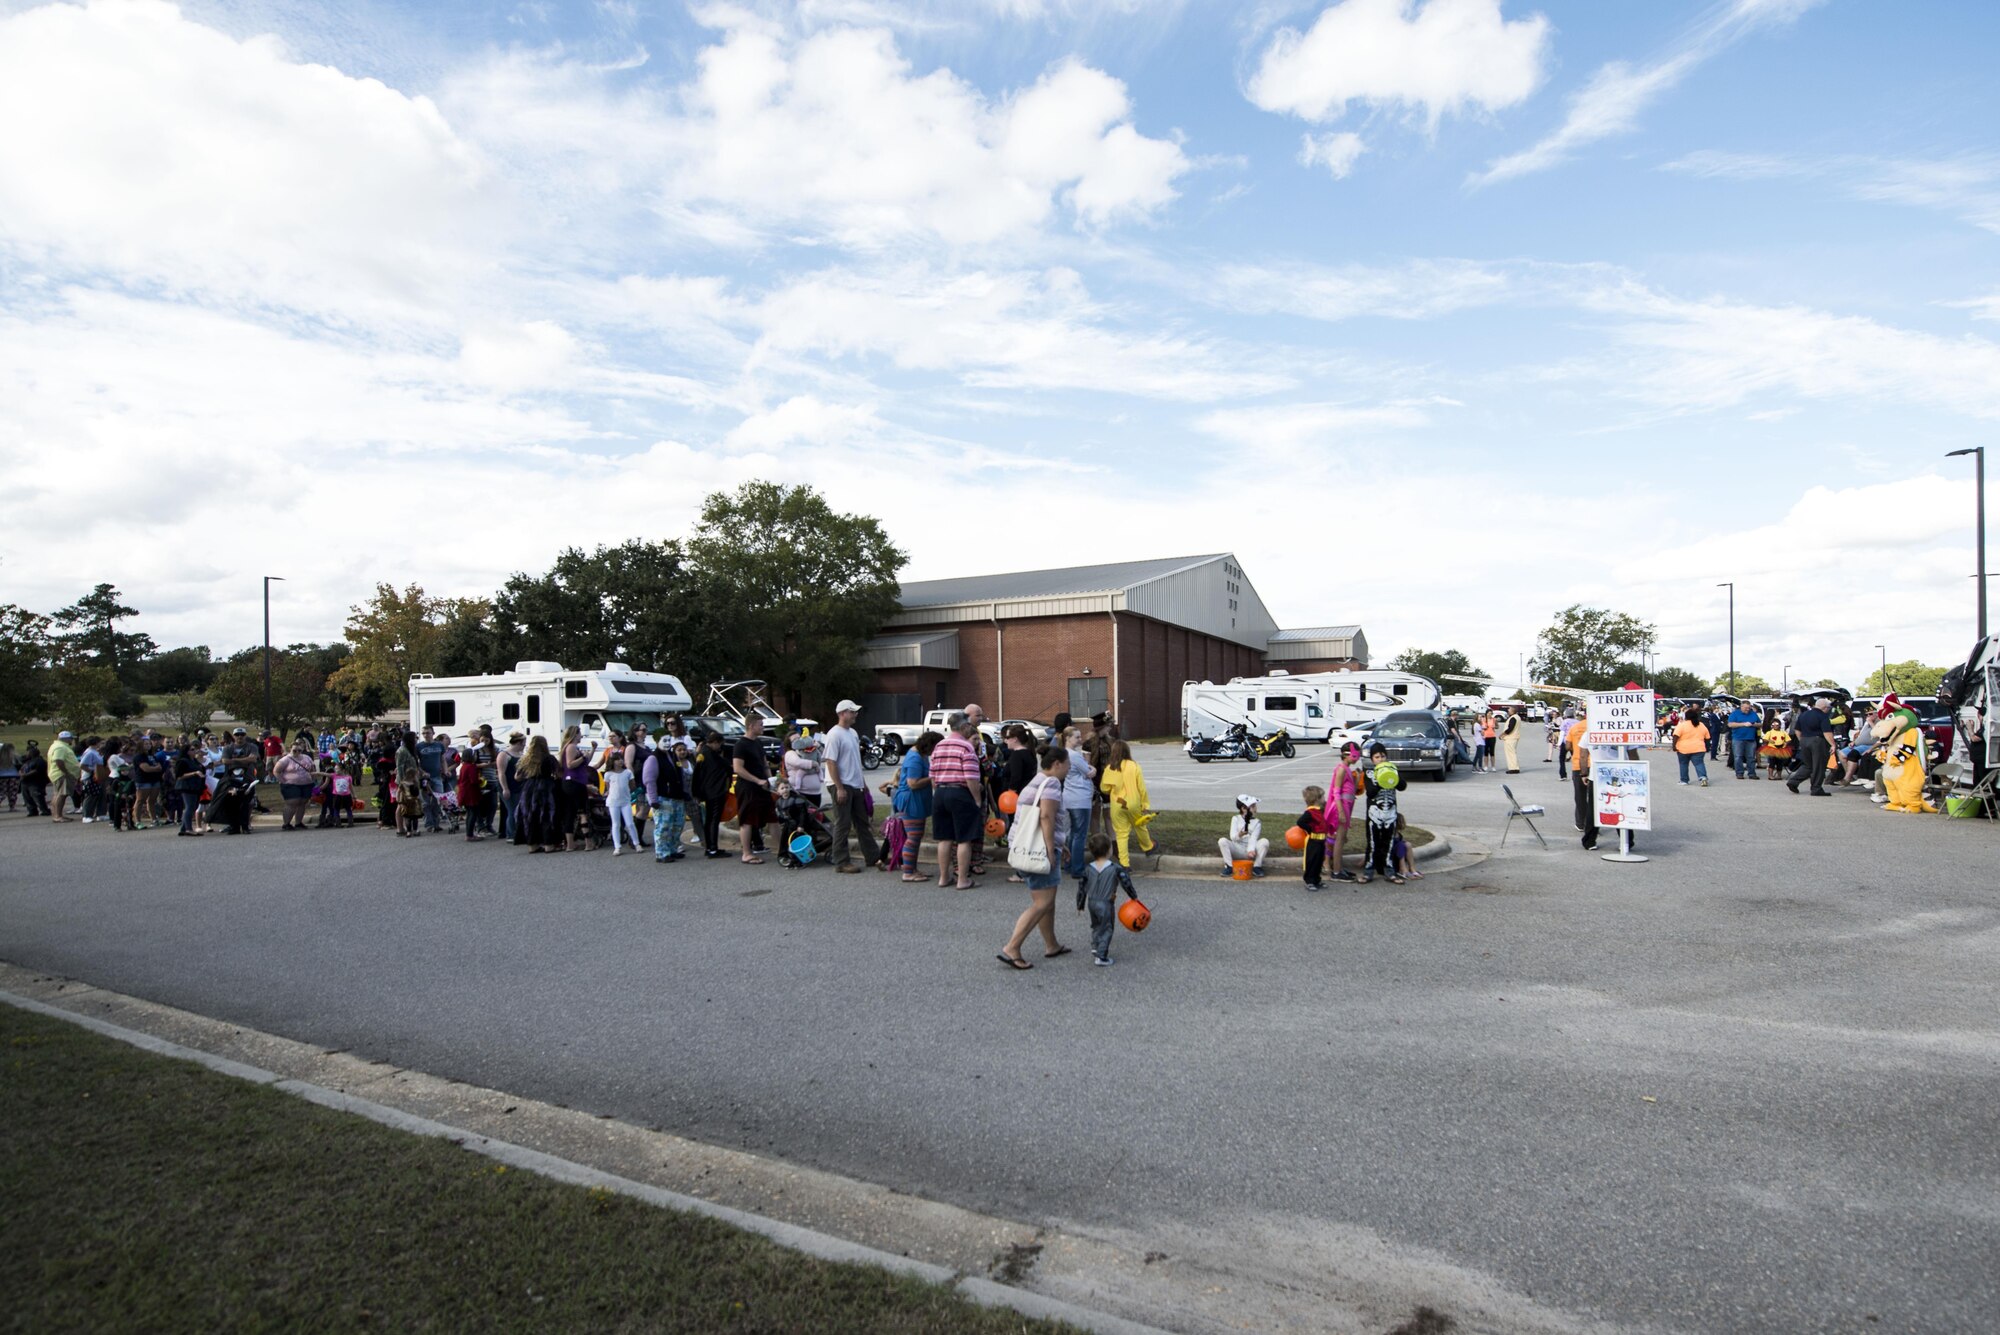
top-left (1322, 742), bottom-right (1362, 883)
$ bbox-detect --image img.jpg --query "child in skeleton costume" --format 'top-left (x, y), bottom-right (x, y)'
top-left (1358, 742), bottom-right (1402, 885)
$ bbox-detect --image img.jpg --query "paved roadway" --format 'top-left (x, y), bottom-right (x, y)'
top-left (3, 757), bottom-right (1997, 1333)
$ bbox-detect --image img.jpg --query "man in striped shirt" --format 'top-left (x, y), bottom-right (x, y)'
top-left (927, 712), bottom-right (986, 890)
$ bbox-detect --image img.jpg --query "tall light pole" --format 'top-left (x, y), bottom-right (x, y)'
top-left (263, 576), bottom-right (286, 735)
top-left (1874, 644), bottom-right (1887, 695)
top-left (1716, 582), bottom-right (1735, 696)
top-left (1946, 447), bottom-right (1986, 640)
top-left (1782, 664), bottom-right (1790, 694)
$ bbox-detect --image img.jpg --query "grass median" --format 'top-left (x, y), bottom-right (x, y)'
top-left (1137, 810), bottom-right (1433, 860)
top-left (0, 1004), bottom-right (1073, 1334)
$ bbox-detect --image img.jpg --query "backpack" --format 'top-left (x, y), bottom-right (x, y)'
top-left (1006, 774), bottom-right (1055, 875)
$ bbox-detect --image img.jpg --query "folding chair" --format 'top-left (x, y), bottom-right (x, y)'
top-left (1501, 784), bottom-right (1549, 848)
top-left (1954, 767), bottom-right (1997, 819)
top-left (1923, 762), bottom-right (1961, 816)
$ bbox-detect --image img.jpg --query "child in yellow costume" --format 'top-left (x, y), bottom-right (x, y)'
top-left (1871, 697), bottom-right (1935, 813)
top-left (1098, 739), bottom-right (1153, 867)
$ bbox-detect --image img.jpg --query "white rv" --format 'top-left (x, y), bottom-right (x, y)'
top-left (407, 661), bottom-right (693, 753)
top-left (1181, 670), bottom-right (1442, 744)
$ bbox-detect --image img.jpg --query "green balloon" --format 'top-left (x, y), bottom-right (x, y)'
top-left (1374, 764), bottom-right (1400, 790)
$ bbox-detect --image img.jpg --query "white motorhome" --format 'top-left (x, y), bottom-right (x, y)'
top-left (1181, 670), bottom-right (1442, 744)
top-left (407, 661), bottom-right (693, 753)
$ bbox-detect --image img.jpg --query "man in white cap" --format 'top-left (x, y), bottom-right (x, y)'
top-left (48, 730), bottom-right (80, 822)
top-left (1218, 794), bottom-right (1269, 878)
top-left (822, 699), bottom-right (880, 872)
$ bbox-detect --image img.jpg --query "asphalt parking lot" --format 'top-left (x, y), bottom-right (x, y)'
top-left (2, 760), bottom-right (1995, 1333)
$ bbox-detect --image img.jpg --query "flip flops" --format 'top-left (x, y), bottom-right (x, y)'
top-left (997, 953), bottom-right (1032, 970)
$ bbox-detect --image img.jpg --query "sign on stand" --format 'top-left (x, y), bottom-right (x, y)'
top-left (1584, 690), bottom-right (1656, 749)
top-left (1585, 690), bottom-right (1653, 863)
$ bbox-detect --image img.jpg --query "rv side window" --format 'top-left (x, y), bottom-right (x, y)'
top-left (1393, 684), bottom-right (1409, 697)
top-left (501, 703), bottom-right (521, 720)
top-left (423, 700), bottom-right (456, 727)
top-left (565, 681), bottom-right (588, 699)
top-left (1264, 696), bottom-right (1297, 711)
top-left (527, 697), bottom-right (541, 723)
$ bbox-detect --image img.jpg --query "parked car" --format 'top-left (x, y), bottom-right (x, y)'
top-left (1364, 710), bottom-right (1457, 781)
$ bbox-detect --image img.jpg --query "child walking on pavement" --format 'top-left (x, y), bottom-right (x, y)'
top-left (1080, 832), bottom-right (1138, 966)
top-left (1359, 742), bottom-right (1402, 885)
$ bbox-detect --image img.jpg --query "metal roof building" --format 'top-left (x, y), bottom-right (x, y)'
top-left (862, 554), bottom-right (1364, 737)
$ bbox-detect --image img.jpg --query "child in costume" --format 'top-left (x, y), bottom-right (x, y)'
top-left (1359, 742), bottom-right (1401, 885)
top-left (1298, 785), bottom-right (1328, 890)
top-left (1392, 814), bottom-right (1423, 880)
top-left (1321, 742), bottom-right (1362, 882)
top-left (1080, 832), bottom-right (1139, 966)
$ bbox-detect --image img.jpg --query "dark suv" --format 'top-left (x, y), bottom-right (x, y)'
top-left (1368, 710), bottom-right (1456, 781)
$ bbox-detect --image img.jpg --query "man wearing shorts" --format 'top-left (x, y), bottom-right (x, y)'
top-left (731, 713), bottom-right (777, 863)
top-left (927, 712), bottom-right (985, 890)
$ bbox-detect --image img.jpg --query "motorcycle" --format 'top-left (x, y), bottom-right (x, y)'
top-left (1188, 724), bottom-right (1261, 763)
top-left (859, 736), bottom-right (887, 771)
top-left (1251, 726), bottom-right (1296, 760)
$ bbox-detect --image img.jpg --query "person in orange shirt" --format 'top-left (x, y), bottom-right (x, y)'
top-left (1567, 716), bottom-right (1596, 850)
top-left (1671, 710), bottom-right (1711, 786)
top-left (1479, 711), bottom-right (1498, 773)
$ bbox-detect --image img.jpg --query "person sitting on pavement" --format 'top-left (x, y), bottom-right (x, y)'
top-left (1218, 794), bottom-right (1269, 878)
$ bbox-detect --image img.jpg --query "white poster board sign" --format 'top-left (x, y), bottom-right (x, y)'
top-left (1585, 690), bottom-right (1655, 749)
top-left (1593, 760), bottom-right (1652, 831)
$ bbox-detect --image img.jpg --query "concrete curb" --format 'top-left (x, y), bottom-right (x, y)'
top-left (1141, 835), bottom-right (1451, 879)
top-left (0, 987), bottom-right (1169, 1335)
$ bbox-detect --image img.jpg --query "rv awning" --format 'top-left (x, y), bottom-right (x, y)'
top-left (864, 630), bottom-right (960, 671)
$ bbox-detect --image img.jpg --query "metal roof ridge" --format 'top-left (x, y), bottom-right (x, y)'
top-left (1118, 552), bottom-right (1234, 593)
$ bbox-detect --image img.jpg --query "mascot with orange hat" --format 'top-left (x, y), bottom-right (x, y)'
top-left (1870, 694), bottom-right (1935, 814)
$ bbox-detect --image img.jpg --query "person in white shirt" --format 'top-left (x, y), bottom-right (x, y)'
top-left (602, 751), bottom-right (640, 854)
top-left (821, 700), bottom-right (881, 872)
top-left (1217, 794), bottom-right (1269, 878)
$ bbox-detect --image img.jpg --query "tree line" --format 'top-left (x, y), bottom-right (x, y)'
top-left (0, 483), bottom-right (904, 737)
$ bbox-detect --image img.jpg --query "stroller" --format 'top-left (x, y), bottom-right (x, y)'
top-left (777, 791), bottom-right (832, 868)
top-left (580, 787), bottom-right (612, 851)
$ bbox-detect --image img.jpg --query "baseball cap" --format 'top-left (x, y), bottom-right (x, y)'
top-left (57, 730), bottom-right (73, 739)
top-left (835, 699), bottom-right (862, 713)
top-left (233, 727), bottom-right (247, 735)
top-left (1237, 793), bottom-right (1258, 806)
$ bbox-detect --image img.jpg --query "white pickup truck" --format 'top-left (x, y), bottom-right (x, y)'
top-left (875, 710), bottom-right (1050, 753)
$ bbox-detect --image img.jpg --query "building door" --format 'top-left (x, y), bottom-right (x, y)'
top-left (1068, 677), bottom-right (1108, 720)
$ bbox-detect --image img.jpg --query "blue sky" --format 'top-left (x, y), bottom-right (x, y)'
top-left (2, 0), bottom-right (1996, 689)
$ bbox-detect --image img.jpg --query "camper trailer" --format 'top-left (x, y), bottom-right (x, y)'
top-left (406, 661), bottom-right (693, 753)
top-left (1181, 670), bottom-right (1442, 744)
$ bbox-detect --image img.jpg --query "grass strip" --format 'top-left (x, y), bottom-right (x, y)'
top-left (1138, 810), bottom-right (1433, 860)
top-left (0, 1005), bottom-right (1072, 1334)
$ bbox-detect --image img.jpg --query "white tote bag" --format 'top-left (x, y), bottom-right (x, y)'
top-left (1006, 774), bottom-right (1054, 875)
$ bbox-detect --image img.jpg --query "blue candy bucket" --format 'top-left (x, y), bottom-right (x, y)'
top-left (788, 832), bottom-right (817, 864)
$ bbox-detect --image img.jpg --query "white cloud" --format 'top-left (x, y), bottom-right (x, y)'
top-left (1299, 131), bottom-right (1367, 179)
top-left (1944, 292), bottom-right (2000, 323)
top-left (749, 264), bottom-right (1289, 400)
top-left (642, 14), bottom-right (1189, 247)
top-left (1471, 0), bottom-right (1825, 188)
top-left (1208, 257), bottom-right (1526, 320)
top-left (1195, 400), bottom-right (1430, 449)
top-left (0, 0), bottom-right (493, 325)
top-left (721, 395), bottom-right (883, 452)
top-left (1247, 0), bottom-right (1550, 127)
top-left (1665, 150), bottom-right (2000, 235)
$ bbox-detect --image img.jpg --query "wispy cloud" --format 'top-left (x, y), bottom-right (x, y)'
top-left (1665, 149), bottom-right (2000, 234)
top-left (1470, 0), bottom-right (1824, 188)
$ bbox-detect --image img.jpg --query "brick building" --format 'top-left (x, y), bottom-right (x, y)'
top-left (859, 554), bottom-right (1365, 739)
top-left (1266, 625), bottom-right (1369, 675)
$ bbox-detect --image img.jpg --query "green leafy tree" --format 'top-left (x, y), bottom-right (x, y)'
top-left (1864, 660), bottom-right (1949, 696)
top-left (1387, 648), bottom-right (1487, 689)
top-left (1709, 672), bottom-right (1774, 696)
top-left (328, 584), bottom-right (478, 707)
top-left (47, 663), bottom-right (126, 736)
top-left (1810, 677), bottom-right (1844, 689)
top-left (493, 540), bottom-right (737, 693)
top-left (0, 604), bottom-right (56, 724)
top-left (686, 482), bottom-right (905, 716)
top-left (164, 689), bottom-right (215, 735)
top-left (53, 583), bottom-right (156, 688)
top-left (1650, 666), bottom-right (1710, 699)
top-left (1528, 606), bottom-right (1655, 693)
top-left (207, 645), bottom-right (330, 737)
top-left (135, 645), bottom-right (218, 694)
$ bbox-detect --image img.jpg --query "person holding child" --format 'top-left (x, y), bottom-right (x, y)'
top-left (1217, 794), bottom-right (1269, 878)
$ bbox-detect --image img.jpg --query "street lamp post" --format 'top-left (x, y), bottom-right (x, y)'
top-left (1874, 644), bottom-right (1887, 695)
top-left (1945, 447), bottom-right (1987, 640)
top-left (1782, 665), bottom-right (1790, 694)
top-left (1716, 582), bottom-right (1735, 696)
top-left (263, 576), bottom-right (286, 735)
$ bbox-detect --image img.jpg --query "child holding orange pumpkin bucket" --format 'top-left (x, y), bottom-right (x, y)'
top-left (1080, 832), bottom-right (1146, 966)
